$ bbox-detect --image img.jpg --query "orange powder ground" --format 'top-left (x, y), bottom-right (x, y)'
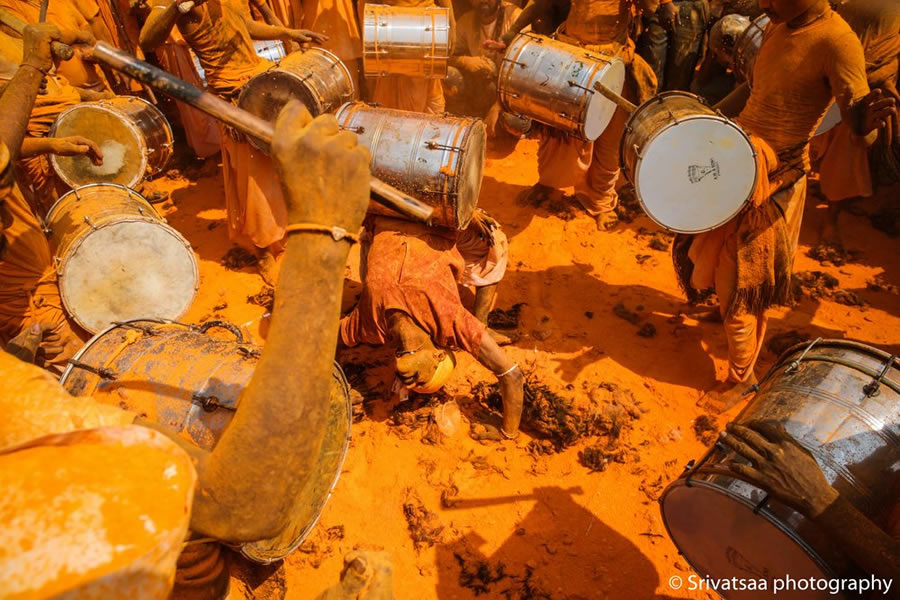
top-left (142, 136), bottom-right (900, 600)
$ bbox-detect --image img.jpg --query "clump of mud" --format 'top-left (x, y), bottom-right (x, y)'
top-left (615, 186), bottom-right (642, 224)
top-left (867, 276), bottom-right (899, 294)
top-left (403, 490), bottom-right (445, 550)
top-left (693, 415), bottom-right (719, 445)
top-left (222, 247), bottom-right (258, 270)
top-left (807, 243), bottom-right (859, 266)
top-left (613, 302), bottom-right (641, 325)
top-left (792, 271), bottom-right (867, 308)
top-left (247, 285), bottom-right (275, 311)
top-left (453, 552), bottom-right (553, 599)
top-left (488, 303), bottom-right (526, 330)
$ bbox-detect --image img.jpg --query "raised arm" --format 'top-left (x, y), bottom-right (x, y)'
top-left (242, 10), bottom-right (328, 44)
top-left (139, 0), bottom-right (191, 53)
top-left (188, 102), bottom-right (370, 542)
top-left (714, 81), bottom-right (750, 117)
top-left (498, 0), bottom-right (549, 46)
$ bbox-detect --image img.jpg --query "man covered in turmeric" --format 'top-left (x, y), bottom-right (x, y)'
top-left (341, 213), bottom-right (523, 441)
top-left (138, 0), bottom-right (326, 283)
top-left (672, 0), bottom-right (896, 409)
top-left (361, 0), bottom-right (455, 114)
top-left (0, 26), bottom-right (381, 595)
top-left (811, 0), bottom-right (899, 245)
top-left (486, 0), bottom-right (660, 230)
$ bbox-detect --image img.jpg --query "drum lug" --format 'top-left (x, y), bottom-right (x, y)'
top-left (567, 80), bottom-right (595, 94)
top-left (784, 337), bottom-right (822, 375)
top-left (52, 255), bottom-right (63, 275)
top-left (425, 141), bottom-right (463, 153)
top-left (192, 392), bottom-right (235, 413)
top-left (501, 58), bottom-right (527, 69)
top-left (83, 215), bottom-right (98, 231)
top-left (862, 354), bottom-right (895, 398)
top-left (752, 493), bottom-right (770, 514)
top-left (343, 125), bottom-right (366, 134)
top-left (67, 358), bottom-right (118, 380)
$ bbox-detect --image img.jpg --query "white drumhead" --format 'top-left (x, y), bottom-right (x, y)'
top-left (60, 221), bottom-right (198, 333)
top-left (662, 482), bottom-right (835, 599)
top-left (814, 102), bottom-right (841, 137)
top-left (635, 117), bottom-right (757, 233)
top-left (583, 59), bottom-right (626, 141)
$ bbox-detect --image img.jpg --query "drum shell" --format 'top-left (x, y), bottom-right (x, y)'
top-left (497, 33), bottom-right (625, 141)
top-left (44, 184), bottom-right (199, 333)
top-left (363, 4), bottom-right (451, 78)
top-left (50, 96), bottom-right (173, 190)
top-left (336, 102), bottom-right (485, 229)
top-left (238, 48), bottom-right (357, 150)
top-left (660, 339), bottom-right (900, 596)
top-left (619, 91), bottom-right (757, 234)
top-left (60, 319), bottom-right (353, 564)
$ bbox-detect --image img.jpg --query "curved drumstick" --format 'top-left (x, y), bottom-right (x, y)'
top-left (0, 8), bottom-right (75, 61)
top-left (89, 42), bottom-right (434, 224)
top-left (592, 81), bottom-right (637, 114)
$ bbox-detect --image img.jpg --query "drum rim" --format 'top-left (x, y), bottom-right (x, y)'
top-left (733, 13), bottom-right (770, 84)
top-left (581, 56), bottom-right (626, 142)
top-left (769, 338), bottom-right (900, 392)
top-left (50, 190), bottom-right (199, 333)
top-left (49, 99), bottom-right (153, 190)
top-left (239, 360), bottom-right (353, 564)
top-left (659, 477), bottom-right (837, 583)
top-left (622, 91), bottom-right (759, 234)
top-left (45, 182), bottom-right (160, 225)
top-left (452, 119), bottom-right (486, 229)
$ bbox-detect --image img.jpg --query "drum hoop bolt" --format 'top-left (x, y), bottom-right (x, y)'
top-left (567, 80), bottom-right (595, 94)
top-left (67, 358), bottom-right (118, 380)
top-left (862, 354), bottom-right (896, 397)
top-left (784, 337), bottom-right (822, 375)
top-left (425, 141), bottom-right (464, 153)
top-left (501, 58), bottom-right (527, 69)
top-left (192, 392), bottom-right (234, 413)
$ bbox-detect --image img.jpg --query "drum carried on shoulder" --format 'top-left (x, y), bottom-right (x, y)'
top-left (498, 32), bottom-right (625, 142)
top-left (238, 47), bottom-right (357, 150)
top-left (49, 96), bottom-right (173, 190)
top-left (363, 4), bottom-right (451, 78)
top-left (620, 91), bottom-right (758, 234)
top-left (60, 318), bottom-right (352, 565)
top-left (336, 102), bottom-right (485, 229)
top-left (44, 184), bottom-right (198, 334)
top-left (661, 339), bottom-right (899, 598)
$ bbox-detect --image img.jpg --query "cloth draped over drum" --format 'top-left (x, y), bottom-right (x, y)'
top-left (341, 217), bottom-right (488, 355)
top-left (661, 340), bottom-right (900, 590)
top-left (0, 185), bottom-right (85, 369)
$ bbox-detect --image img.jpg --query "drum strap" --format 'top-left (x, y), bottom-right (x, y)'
top-left (284, 223), bottom-right (361, 244)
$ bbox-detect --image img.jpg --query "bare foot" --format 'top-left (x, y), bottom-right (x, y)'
top-left (257, 249), bottom-right (282, 286)
top-left (698, 375), bottom-right (758, 414)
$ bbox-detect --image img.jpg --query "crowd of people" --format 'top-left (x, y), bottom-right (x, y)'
top-left (0, 0), bottom-right (897, 596)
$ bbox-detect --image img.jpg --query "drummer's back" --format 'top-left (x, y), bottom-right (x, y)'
top-left (563, 0), bottom-right (634, 45)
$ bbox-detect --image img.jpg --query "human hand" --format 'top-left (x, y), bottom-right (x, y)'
top-left (271, 100), bottom-right (370, 229)
top-left (289, 28), bottom-right (328, 45)
top-left (658, 1), bottom-right (679, 32)
top-left (5, 323), bottom-right (47, 363)
top-left (50, 136), bottom-right (104, 165)
top-left (860, 88), bottom-right (897, 134)
top-left (481, 39), bottom-right (507, 53)
top-left (702, 421), bottom-right (839, 518)
top-left (21, 23), bottom-right (65, 74)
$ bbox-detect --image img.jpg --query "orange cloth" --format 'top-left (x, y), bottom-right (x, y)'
top-left (364, 0), bottom-right (446, 113)
top-left (564, 0), bottom-right (638, 46)
top-left (0, 185), bottom-right (86, 369)
top-left (156, 35), bottom-right (222, 158)
top-left (341, 217), bottom-right (488, 355)
top-left (0, 0), bottom-right (109, 91)
top-left (455, 212), bottom-right (509, 287)
top-left (220, 132), bottom-right (286, 248)
top-left (738, 7), bottom-right (870, 169)
top-left (0, 352), bottom-right (193, 599)
top-left (293, 0), bottom-right (362, 62)
top-left (810, 0), bottom-right (899, 202)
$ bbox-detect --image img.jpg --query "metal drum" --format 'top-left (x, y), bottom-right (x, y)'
top-left (363, 4), bottom-right (451, 78)
top-left (731, 14), bottom-right (840, 136)
top-left (661, 339), bottom-right (899, 599)
top-left (44, 184), bottom-right (198, 334)
top-left (733, 13), bottom-right (769, 85)
top-left (498, 32), bottom-right (626, 141)
top-left (192, 39), bottom-right (287, 86)
top-left (60, 318), bottom-right (353, 565)
top-left (336, 102), bottom-right (485, 229)
top-left (620, 91), bottom-right (757, 234)
top-left (238, 48), bottom-right (356, 149)
top-left (49, 96), bottom-right (173, 190)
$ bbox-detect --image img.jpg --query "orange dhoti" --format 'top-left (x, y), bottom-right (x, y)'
top-left (219, 131), bottom-right (287, 249)
top-left (686, 177), bottom-right (807, 382)
top-left (810, 122), bottom-right (872, 202)
top-left (370, 75), bottom-right (445, 114)
top-left (157, 37), bottom-right (222, 159)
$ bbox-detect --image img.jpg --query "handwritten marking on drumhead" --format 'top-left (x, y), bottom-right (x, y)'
top-left (688, 159), bottom-right (720, 184)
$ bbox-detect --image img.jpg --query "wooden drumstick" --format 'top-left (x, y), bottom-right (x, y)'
top-left (0, 8), bottom-right (75, 61)
top-left (592, 81), bottom-right (637, 114)
top-left (89, 42), bottom-right (435, 225)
